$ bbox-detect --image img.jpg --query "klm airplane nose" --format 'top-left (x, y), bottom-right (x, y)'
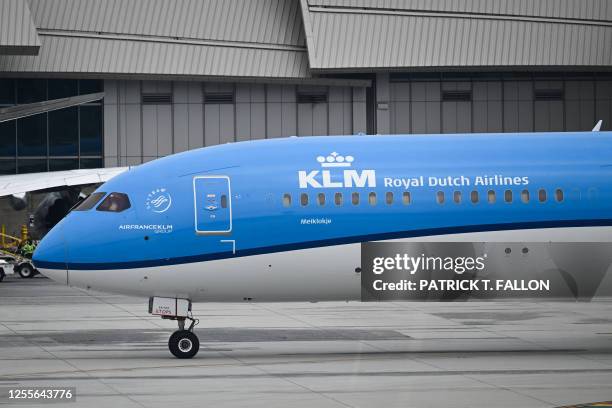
top-left (32, 222), bottom-right (69, 285)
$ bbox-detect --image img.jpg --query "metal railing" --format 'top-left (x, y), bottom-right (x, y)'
top-left (0, 225), bottom-right (28, 249)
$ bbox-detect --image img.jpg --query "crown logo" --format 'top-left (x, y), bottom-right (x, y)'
top-left (316, 152), bottom-right (354, 168)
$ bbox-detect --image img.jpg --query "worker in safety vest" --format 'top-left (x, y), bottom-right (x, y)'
top-left (20, 240), bottom-right (36, 259)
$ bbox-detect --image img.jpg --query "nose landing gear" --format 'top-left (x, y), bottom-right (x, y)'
top-left (168, 315), bottom-right (200, 359)
top-left (149, 297), bottom-right (200, 358)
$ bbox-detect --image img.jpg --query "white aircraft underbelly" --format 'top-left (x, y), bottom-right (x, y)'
top-left (39, 226), bottom-right (612, 301)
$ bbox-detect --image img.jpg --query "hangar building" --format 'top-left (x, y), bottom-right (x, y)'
top-left (0, 0), bottom-right (611, 174)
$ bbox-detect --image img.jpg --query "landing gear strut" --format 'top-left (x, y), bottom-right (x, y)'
top-left (167, 315), bottom-right (199, 359)
top-left (149, 297), bottom-right (200, 359)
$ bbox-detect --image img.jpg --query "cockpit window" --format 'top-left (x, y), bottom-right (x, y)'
top-left (73, 192), bottom-right (106, 211)
top-left (96, 192), bottom-right (131, 212)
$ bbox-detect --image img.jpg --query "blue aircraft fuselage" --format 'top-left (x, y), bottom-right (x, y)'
top-left (34, 132), bottom-right (612, 274)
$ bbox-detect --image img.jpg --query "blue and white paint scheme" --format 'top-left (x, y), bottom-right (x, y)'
top-left (33, 131), bottom-right (612, 304)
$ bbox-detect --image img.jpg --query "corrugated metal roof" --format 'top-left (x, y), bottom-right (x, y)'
top-left (308, 0), bottom-right (612, 22)
top-left (27, 0), bottom-right (305, 47)
top-left (0, 0), bottom-right (311, 79)
top-left (0, 34), bottom-right (310, 78)
top-left (4, 0), bottom-right (612, 77)
top-left (0, 0), bottom-right (41, 55)
top-left (302, 0), bottom-right (612, 70)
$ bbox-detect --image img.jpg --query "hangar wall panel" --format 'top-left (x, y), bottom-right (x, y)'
top-left (104, 80), bottom-right (365, 165)
top-left (503, 81), bottom-right (534, 132)
top-left (102, 80), bottom-right (119, 167)
top-left (565, 80), bottom-right (596, 132)
top-left (385, 73), bottom-right (612, 135)
top-left (596, 81), bottom-right (612, 132)
top-left (473, 82), bottom-right (503, 133)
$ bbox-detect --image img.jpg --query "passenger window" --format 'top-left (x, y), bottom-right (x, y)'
top-left (317, 193), bottom-right (326, 206)
top-left (300, 193), bottom-right (308, 206)
top-left (555, 189), bottom-right (564, 202)
top-left (453, 191), bottom-right (461, 204)
top-left (335, 192), bottom-right (343, 205)
top-left (73, 192), bottom-right (106, 211)
top-left (220, 195), bottom-right (228, 208)
top-left (436, 191), bottom-right (445, 204)
top-left (352, 192), bottom-right (360, 205)
top-left (368, 192), bottom-right (377, 206)
top-left (538, 189), bottom-right (547, 203)
top-left (521, 189), bottom-right (529, 203)
top-left (470, 191), bottom-right (479, 204)
top-left (487, 190), bottom-right (496, 204)
top-left (504, 190), bottom-right (513, 203)
top-left (97, 192), bottom-right (131, 212)
top-left (386, 192), bottom-right (393, 205)
top-left (283, 193), bottom-right (291, 207)
top-left (402, 192), bottom-right (411, 205)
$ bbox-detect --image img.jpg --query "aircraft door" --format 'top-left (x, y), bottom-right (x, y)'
top-left (193, 176), bottom-right (232, 234)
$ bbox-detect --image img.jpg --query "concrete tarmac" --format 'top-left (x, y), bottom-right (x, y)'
top-left (0, 275), bottom-right (611, 408)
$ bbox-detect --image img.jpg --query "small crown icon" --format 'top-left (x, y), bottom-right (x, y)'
top-left (317, 152), bottom-right (354, 168)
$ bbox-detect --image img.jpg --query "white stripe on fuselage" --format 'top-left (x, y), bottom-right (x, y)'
top-left (40, 226), bottom-right (612, 301)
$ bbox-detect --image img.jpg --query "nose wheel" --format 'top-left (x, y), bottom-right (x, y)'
top-left (167, 315), bottom-right (199, 359)
top-left (169, 329), bottom-right (199, 359)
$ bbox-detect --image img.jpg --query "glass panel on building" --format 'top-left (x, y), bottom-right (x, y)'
top-left (49, 107), bottom-right (78, 156)
top-left (1, 79), bottom-right (104, 174)
top-left (17, 116), bottom-right (47, 156)
top-left (49, 158), bottom-right (79, 171)
top-left (17, 79), bottom-right (46, 103)
top-left (0, 79), bottom-right (15, 104)
top-left (48, 79), bottom-right (78, 99)
top-left (79, 79), bottom-right (103, 95)
top-left (17, 159), bottom-right (46, 174)
top-left (0, 121), bottom-right (16, 156)
top-left (80, 158), bottom-right (103, 169)
top-left (0, 159), bottom-right (16, 175)
top-left (80, 106), bottom-right (102, 156)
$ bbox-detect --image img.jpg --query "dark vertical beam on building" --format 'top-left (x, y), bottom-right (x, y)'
top-left (366, 81), bottom-right (376, 134)
top-left (139, 80), bottom-right (143, 163)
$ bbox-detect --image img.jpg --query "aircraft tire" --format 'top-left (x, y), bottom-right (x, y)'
top-left (18, 263), bottom-right (35, 279)
top-left (0, 268), bottom-right (5, 282)
top-left (168, 330), bottom-right (199, 359)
